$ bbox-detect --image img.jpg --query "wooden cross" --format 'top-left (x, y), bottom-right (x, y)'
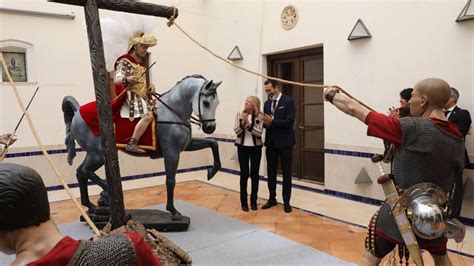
top-left (48, 0), bottom-right (177, 229)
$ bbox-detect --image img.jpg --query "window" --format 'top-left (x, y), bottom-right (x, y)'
top-left (0, 40), bottom-right (35, 83)
top-left (2, 51), bottom-right (27, 82)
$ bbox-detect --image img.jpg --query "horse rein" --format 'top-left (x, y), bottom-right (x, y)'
top-left (152, 93), bottom-right (192, 128)
top-left (151, 80), bottom-right (215, 129)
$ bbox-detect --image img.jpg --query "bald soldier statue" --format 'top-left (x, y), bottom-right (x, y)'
top-left (324, 78), bottom-right (466, 266)
top-left (0, 163), bottom-right (160, 265)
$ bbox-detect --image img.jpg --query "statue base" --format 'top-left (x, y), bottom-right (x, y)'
top-left (80, 209), bottom-right (190, 232)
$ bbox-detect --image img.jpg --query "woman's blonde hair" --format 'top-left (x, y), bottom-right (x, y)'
top-left (244, 96), bottom-right (261, 115)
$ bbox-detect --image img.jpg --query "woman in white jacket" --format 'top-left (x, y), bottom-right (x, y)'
top-left (233, 96), bottom-right (264, 211)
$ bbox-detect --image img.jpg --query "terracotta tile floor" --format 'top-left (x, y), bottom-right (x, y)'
top-left (50, 181), bottom-right (473, 265)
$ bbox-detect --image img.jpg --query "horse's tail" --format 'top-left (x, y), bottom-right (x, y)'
top-left (62, 96), bottom-right (79, 165)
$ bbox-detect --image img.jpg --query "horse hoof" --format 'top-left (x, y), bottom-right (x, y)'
top-left (207, 169), bottom-right (213, 180)
top-left (172, 212), bottom-right (183, 221)
top-left (166, 206), bottom-right (183, 220)
top-left (207, 164), bottom-right (221, 180)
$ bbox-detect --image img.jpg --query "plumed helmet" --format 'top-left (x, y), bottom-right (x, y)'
top-left (101, 12), bottom-right (157, 71)
top-left (127, 31), bottom-right (157, 52)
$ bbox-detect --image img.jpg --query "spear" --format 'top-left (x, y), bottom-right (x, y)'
top-left (0, 86), bottom-right (39, 159)
top-left (138, 61), bottom-right (156, 79)
top-left (13, 86), bottom-right (40, 134)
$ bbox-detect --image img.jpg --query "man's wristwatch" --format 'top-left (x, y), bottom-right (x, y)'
top-left (325, 90), bottom-right (337, 103)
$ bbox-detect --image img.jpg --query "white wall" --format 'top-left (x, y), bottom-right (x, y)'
top-left (148, 0), bottom-right (207, 92)
top-left (0, 0), bottom-right (208, 147)
top-left (167, 0), bottom-right (473, 217)
top-left (154, 0), bottom-right (474, 162)
top-left (0, 0), bottom-right (214, 190)
top-left (149, 0), bottom-right (267, 135)
top-left (1, 0), bottom-right (93, 147)
top-left (255, 0), bottom-right (473, 217)
top-left (6, 1), bottom-right (470, 147)
top-left (257, 0), bottom-right (473, 148)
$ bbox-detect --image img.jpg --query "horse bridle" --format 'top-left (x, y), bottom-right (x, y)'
top-left (195, 82), bottom-right (216, 125)
top-left (152, 80), bottom-right (216, 129)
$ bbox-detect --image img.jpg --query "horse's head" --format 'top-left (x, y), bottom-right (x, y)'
top-left (193, 80), bottom-right (222, 134)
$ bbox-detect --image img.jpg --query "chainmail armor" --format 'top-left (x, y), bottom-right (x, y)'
top-left (376, 117), bottom-right (464, 243)
top-left (68, 233), bottom-right (137, 266)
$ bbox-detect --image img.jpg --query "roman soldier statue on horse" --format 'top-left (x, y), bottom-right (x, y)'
top-left (62, 13), bottom-right (222, 221)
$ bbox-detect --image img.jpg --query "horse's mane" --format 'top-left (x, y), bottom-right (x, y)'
top-left (174, 74), bottom-right (207, 87)
top-left (160, 74), bottom-right (208, 96)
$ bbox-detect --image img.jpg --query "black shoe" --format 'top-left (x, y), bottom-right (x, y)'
top-left (284, 204), bottom-right (292, 213)
top-left (251, 205), bottom-right (257, 211)
top-left (261, 200), bottom-right (277, 209)
top-left (242, 205), bottom-right (249, 212)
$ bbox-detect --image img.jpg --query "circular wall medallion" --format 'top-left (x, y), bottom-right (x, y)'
top-left (281, 5), bottom-right (298, 30)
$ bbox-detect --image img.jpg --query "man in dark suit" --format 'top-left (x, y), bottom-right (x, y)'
top-left (261, 80), bottom-right (296, 213)
top-left (444, 87), bottom-right (472, 219)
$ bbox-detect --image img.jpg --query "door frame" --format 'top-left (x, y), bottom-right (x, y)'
top-left (266, 46), bottom-right (324, 183)
top-left (270, 57), bottom-right (301, 178)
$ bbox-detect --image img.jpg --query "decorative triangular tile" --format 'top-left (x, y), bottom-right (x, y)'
top-left (463, 177), bottom-right (474, 199)
top-left (227, 45), bottom-right (243, 61)
top-left (354, 167), bottom-right (373, 184)
top-left (348, 19), bottom-right (372, 40)
top-left (456, 0), bottom-right (474, 22)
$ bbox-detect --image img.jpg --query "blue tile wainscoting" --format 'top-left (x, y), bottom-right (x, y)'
top-left (44, 165), bottom-right (213, 192)
top-left (4, 142), bottom-right (474, 227)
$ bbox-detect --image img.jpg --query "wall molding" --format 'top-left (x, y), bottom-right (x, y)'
top-left (0, 8), bottom-right (75, 20)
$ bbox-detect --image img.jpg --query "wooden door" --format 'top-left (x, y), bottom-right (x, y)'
top-left (271, 58), bottom-right (300, 177)
top-left (300, 54), bottom-right (324, 182)
top-left (267, 47), bottom-right (324, 183)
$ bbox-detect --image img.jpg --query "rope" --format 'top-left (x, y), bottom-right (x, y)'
top-left (0, 54), bottom-right (101, 236)
top-left (165, 9), bottom-right (375, 112)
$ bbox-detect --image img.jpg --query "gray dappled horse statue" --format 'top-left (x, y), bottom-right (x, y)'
top-left (62, 75), bottom-right (222, 220)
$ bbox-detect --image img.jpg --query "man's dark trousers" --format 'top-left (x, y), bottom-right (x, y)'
top-left (266, 144), bottom-right (292, 204)
top-left (263, 93), bottom-right (296, 207)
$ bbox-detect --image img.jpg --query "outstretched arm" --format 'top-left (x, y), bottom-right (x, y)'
top-left (324, 87), bottom-right (370, 123)
top-left (324, 87), bottom-right (403, 146)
